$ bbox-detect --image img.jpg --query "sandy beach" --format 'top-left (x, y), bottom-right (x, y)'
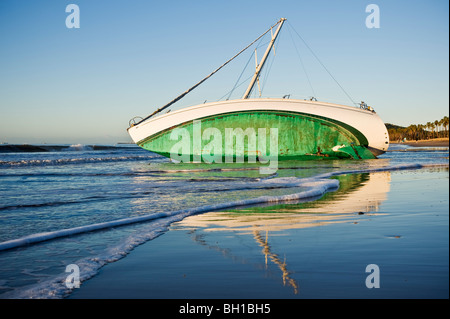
top-left (391, 138), bottom-right (449, 147)
top-left (69, 167), bottom-right (449, 300)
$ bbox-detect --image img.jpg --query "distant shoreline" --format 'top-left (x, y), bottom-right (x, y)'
top-left (390, 138), bottom-right (449, 147)
top-left (1, 138), bottom-right (448, 153)
top-left (0, 144), bottom-right (131, 153)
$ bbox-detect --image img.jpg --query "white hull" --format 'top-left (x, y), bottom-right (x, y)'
top-left (128, 98), bottom-right (389, 155)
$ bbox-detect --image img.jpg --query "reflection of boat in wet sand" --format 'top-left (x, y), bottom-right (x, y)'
top-left (177, 172), bottom-right (390, 233)
top-left (176, 171), bottom-right (390, 294)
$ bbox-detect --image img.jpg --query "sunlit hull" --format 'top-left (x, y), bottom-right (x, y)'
top-left (127, 98), bottom-right (389, 161)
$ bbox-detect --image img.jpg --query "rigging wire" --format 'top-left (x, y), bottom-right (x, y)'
top-left (134, 19), bottom-right (285, 125)
top-left (286, 21), bottom-right (356, 106)
top-left (218, 74), bottom-right (254, 101)
top-left (260, 28), bottom-right (282, 96)
top-left (133, 18), bottom-right (359, 127)
top-left (286, 24), bottom-right (316, 98)
top-left (225, 30), bottom-right (269, 101)
top-left (220, 26), bottom-right (280, 101)
top-left (225, 50), bottom-right (255, 100)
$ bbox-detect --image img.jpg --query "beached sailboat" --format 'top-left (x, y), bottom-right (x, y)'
top-left (127, 18), bottom-right (389, 161)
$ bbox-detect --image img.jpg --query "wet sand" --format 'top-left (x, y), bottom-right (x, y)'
top-left (68, 167), bottom-right (449, 300)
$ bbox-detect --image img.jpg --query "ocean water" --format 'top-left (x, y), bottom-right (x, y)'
top-left (0, 143), bottom-right (448, 298)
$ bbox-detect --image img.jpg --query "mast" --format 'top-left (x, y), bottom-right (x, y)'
top-left (132, 19), bottom-right (286, 126)
top-left (242, 18), bottom-right (286, 99)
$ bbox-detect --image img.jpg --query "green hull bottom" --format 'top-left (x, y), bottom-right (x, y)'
top-left (137, 111), bottom-right (377, 161)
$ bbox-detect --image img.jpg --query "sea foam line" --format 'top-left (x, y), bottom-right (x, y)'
top-left (0, 178), bottom-right (338, 299)
top-left (0, 155), bottom-right (158, 167)
top-left (0, 179), bottom-right (337, 252)
top-left (1, 162), bottom-right (447, 299)
top-left (1, 162), bottom-right (445, 253)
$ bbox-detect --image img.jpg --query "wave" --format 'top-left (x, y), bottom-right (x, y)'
top-left (0, 176), bottom-right (339, 299)
top-left (389, 147), bottom-right (449, 152)
top-left (1, 212), bottom-right (191, 299)
top-left (0, 178), bottom-right (338, 252)
top-left (0, 155), bottom-right (159, 167)
top-left (1, 162), bottom-right (444, 252)
top-left (1, 162), bottom-right (447, 299)
top-left (0, 144), bottom-right (137, 153)
top-left (0, 200), bottom-right (83, 212)
top-left (64, 144), bottom-right (93, 152)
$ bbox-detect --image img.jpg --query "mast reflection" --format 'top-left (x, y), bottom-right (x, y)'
top-left (176, 171), bottom-right (391, 295)
top-left (254, 230), bottom-right (299, 294)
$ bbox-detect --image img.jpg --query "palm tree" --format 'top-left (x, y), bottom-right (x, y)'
top-left (430, 122), bottom-right (436, 138)
top-left (407, 125), bottom-right (415, 140)
top-left (418, 124), bottom-right (425, 140)
top-left (443, 116), bottom-right (449, 137)
top-left (413, 124), bottom-right (419, 140)
top-left (387, 117), bottom-right (449, 141)
top-left (426, 122), bottom-right (432, 139)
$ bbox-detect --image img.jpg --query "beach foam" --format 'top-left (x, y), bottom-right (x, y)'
top-left (1, 162), bottom-right (447, 299)
top-left (1, 162), bottom-right (443, 253)
top-left (0, 155), bottom-right (158, 167)
top-left (0, 178), bottom-right (337, 252)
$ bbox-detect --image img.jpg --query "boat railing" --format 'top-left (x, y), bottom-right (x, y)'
top-left (359, 101), bottom-right (375, 113)
top-left (129, 116), bottom-right (144, 127)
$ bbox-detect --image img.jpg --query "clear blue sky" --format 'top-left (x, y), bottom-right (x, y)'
top-left (0, 0), bottom-right (448, 144)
